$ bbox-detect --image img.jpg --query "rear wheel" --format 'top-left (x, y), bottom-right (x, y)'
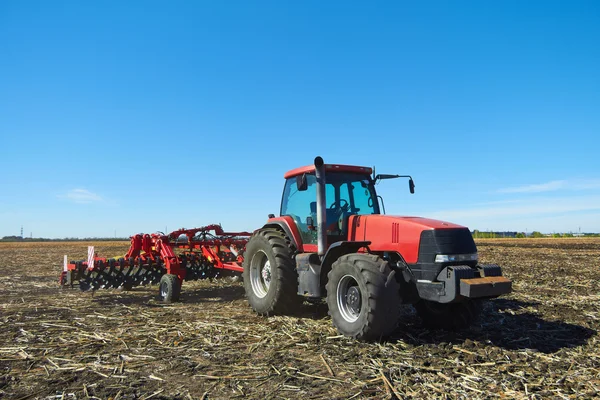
top-left (326, 254), bottom-right (400, 341)
top-left (414, 299), bottom-right (482, 330)
top-left (158, 274), bottom-right (181, 303)
top-left (242, 228), bottom-right (301, 315)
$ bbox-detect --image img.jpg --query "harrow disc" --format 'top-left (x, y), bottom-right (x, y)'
top-left (60, 224), bottom-right (250, 300)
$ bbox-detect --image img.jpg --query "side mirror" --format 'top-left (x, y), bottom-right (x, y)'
top-left (409, 178), bottom-right (415, 194)
top-left (296, 173), bottom-right (308, 191)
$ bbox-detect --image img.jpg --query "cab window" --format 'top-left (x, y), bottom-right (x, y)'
top-left (281, 174), bottom-right (318, 244)
top-left (280, 172), bottom-right (379, 244)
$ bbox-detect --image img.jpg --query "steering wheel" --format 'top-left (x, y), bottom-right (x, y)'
top-left (328, 200), bottom-right (350, 233)
top-left (329, 199), bottom-right (349, 212)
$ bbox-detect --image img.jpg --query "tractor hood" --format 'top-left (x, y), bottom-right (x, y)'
top-left (377, 215), bottom-right (467, 230)
top-left (348, 214), bottom-right (473, 264)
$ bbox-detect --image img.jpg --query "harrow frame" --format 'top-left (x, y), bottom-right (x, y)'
top-left (59, 224), bottom-right (252, 295)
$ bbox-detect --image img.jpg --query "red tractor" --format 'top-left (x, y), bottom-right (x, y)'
top-left (242, 156), bottom-right (512, 340)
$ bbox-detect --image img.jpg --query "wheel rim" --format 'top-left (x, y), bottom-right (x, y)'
top-left (250, 250), bottom-right (271, 298)
top-left (160, 281), bottom-right (169, 298)
top-left (337, 274), bottom-right (362, 323)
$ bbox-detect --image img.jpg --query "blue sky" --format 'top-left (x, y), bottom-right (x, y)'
top-left (0, 1), bottom-right (598, 238)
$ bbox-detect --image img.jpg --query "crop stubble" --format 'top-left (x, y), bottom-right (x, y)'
top-left (0, 239), bottom-right (598, 399)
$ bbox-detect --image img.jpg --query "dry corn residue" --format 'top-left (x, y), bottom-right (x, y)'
top-left (1, 239), bottom-right (599, 399)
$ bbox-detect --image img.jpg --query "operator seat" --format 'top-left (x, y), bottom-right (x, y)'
top-left (310, 202), bottom-right (339, 234)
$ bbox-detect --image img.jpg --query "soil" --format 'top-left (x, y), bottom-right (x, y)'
top-left (0, 239), bottom-right (598, 399)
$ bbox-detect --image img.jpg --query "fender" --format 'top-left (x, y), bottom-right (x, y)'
top-left (320, 241), bottom-right (371, 291)
top-left (263, 216), bottom-right (304, 252)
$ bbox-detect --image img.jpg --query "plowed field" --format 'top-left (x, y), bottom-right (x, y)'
top-left (1, 239), bottom-right (599, 399)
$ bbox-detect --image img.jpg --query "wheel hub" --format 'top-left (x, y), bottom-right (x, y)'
top-left (261, 262), bottom-right (271, 284)
top-left (345, 286), bottom-right (361, 315)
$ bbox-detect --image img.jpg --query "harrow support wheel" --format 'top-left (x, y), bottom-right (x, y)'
top-left (158, 274), bottom-right (181, 303)
top-left (242, 228), bottom-right (301, 316)
top-left (326, 254), bottom-right (401, 341)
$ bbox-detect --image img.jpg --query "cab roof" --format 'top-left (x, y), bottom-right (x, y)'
top-left (284, 164), bottom-right (373, 179)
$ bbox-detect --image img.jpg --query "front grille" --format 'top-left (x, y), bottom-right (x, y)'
top-left (418, 228), bottom-right (477, 264)
top-left (410, 228), bottom-right (477, 282)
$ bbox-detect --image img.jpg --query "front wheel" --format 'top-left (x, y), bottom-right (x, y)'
top-left (326, 254), bottom-right (401, 341)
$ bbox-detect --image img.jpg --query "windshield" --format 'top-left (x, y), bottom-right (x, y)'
top-left (280, 172), bottom-right (379, 244)
top-left (281, 172), bottom-right (379, 217)
top-left (324, 172), bottom-right (379, 216)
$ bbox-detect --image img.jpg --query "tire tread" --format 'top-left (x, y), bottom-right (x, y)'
top-left (326, 253), bottom-right (401, 341)
top-left (242, 228), bottom-right (301, 316)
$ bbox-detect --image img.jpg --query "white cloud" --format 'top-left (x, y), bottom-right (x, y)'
top-left (497, 179), bottom-right (600, 194)
top-left (427, 195), bottom-right (600, 220)
top-left (572, 180), bottom-right (600, 190)
top-left (454, 212), bottom-right (600, 233)
top-left (497, 180), bottom-right (567, 193)
top-left (60, 189), bottom-right (103, 204)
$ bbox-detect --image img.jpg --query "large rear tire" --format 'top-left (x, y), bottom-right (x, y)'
top-left (414, 299), bottom-right (482, 330)
top-left (242, 228), bottom-right (301, 316)
top-left (326, 254), bottom-right (400, 341)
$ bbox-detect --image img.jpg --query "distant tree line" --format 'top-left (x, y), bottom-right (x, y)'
top-left (471, 230), bottom-right (600, 238)
top-left (0, 236), bottom-right (129, 242)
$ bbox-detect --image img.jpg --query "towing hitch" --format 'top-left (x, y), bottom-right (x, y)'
top-left (460, 276), bottom-right (512, 298)
top-left (416, 264), bottom-right (512, 303)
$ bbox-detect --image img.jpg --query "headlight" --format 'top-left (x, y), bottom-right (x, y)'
top-left (434, 253), bottom-right (478, 263)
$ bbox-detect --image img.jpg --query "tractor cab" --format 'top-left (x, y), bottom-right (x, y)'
top-left (279, 162), bottom-right (414, 251)
top-left (280, 167), bottom-right (379, 247)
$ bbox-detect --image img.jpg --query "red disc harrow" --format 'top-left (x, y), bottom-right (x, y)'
top-left (59, 224), bottom-right (251, 296)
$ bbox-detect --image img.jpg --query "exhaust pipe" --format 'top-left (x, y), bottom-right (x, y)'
top-left (314, 156), bottom-right (327, 256)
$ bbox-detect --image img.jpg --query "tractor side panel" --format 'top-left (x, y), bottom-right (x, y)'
top-left (348, 215), bottom-right (424, 263)
top-left (347, 215), bottom-right (367, 242)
